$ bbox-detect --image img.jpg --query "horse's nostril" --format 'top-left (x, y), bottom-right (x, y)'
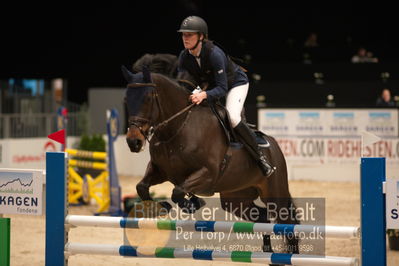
top-left (126, 138), bottom-right (132, 146)
top-left (126, 138), bottom-right (142, 151)
top-left (134, 139), bottom-right (142, 147)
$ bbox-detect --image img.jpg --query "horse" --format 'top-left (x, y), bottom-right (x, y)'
top-left (122, 66), bottom-right (299, 264)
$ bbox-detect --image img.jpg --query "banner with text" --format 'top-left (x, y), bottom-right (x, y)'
top-left (275, 136), bottom-right (399, 165)
top-left (0, 169), bottom-right (44, 215)
top-left (386, 178), bottom-right (399, 229)
top-left (258, 109), bottom-right (399, 181)
top-left (259, 109), bottom-right (398, 137)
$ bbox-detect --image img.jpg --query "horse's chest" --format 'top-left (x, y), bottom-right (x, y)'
top-left (150, 144), bottom-right (189, 175)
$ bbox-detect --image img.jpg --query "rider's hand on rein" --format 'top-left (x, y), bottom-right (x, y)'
top-left (190, 91), bottom-right (207, 105)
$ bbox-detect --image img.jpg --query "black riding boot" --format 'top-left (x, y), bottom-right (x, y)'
top-left (235, 121), bottom-right (275, 177)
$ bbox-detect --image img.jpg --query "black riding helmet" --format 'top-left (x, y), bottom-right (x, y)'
top-left (177, 16), bottom-right (208, 37)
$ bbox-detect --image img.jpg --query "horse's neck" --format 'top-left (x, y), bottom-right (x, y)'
top-left (154, 75), bottom-right (190, 122)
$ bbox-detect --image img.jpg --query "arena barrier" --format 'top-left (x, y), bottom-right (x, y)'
top-left (65, 109), bottom-right (122, 216)
top-left (45, 152), bottom-right (386, 266)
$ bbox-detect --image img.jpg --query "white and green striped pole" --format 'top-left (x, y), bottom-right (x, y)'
top-left (65, 243), bottom-right (359, 266)
top-left (65, 215), bottom-right (360, 239)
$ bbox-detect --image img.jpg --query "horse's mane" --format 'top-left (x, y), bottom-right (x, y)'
top-left (151, 72), bottom-right (190, 96)
top-left (132, 53), bottom-right (193, 95)
top-left (132, 53), bottom-right (178, 78)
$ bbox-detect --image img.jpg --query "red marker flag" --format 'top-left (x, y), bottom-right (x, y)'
top-left (47, 129), bottom-right (65, 145)
top-left (61, 107), bottom-right (68, 117)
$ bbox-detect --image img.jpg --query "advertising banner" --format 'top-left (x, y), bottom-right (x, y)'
top-left (259, 109), bottom-right (398, 137)
top-left (258, 109), bottom-right (399, 181)
top-left (0, 169), bottom-right (44, 215)
top-left (276, 136), bottom-right (399, 165)
top-left (386, 178), bottom-right (399, 229)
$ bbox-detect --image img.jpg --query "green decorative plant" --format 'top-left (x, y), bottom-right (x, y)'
top-left (76, 134), bottom-right (106, 181)
top-left (78, 134), bottom-right (106, 152)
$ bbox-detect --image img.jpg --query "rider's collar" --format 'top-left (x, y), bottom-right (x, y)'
top-left (189, 42), bottom-right (202, 58)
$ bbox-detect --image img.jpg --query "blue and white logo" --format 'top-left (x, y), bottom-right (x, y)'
top-left (0, 171), bottom-right (33, 194)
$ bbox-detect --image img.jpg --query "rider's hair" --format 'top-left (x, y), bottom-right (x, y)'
top-left (199, 32), bottom-right (208, 40)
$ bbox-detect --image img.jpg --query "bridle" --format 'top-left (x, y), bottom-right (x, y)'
top-left (127, 82), bottom-right (195, 143)
top-left (127, 82), bottom-right (159, 142)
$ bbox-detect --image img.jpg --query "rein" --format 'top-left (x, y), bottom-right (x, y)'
top-left (177, 79), bottom-right (197, 90)
top-left (178, 79), bottom-right (209, 92)
top-left (128, 83), bottom-right (157, 88)
top-left (154, 103), bottom-right (195, 130)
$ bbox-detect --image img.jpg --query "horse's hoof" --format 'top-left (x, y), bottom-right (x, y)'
top-left (178, 199), bottom-right (197, 213)
top-left (158, 201), bottom-right (172, 212)
top-left (190, 197), bottom-right (206, 210)
top-left (262, 245), bottom-right (273, 253)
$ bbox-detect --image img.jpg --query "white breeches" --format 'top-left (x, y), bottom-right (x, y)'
top-left (225, 83), bottom-right (249, 128)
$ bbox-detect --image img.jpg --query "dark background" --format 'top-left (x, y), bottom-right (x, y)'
top-left (1, 2), bottom-right (398, 107)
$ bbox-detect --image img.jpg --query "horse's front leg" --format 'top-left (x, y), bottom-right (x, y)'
top-left (136, 162), bottom-right (171, 211)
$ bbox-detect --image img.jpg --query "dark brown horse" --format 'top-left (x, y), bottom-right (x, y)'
top-left (123, 66), bottom-right (298, 263)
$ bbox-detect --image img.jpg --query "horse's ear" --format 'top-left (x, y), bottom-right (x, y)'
top-left (121, 65), bottom-right (135, 83)
top-left (142, 65), bottom-right (151, 83)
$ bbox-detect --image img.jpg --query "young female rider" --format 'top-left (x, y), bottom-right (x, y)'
top-left (177, 16), bottom-right (274, 177)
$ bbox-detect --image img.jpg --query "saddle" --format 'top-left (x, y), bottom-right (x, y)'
top-left (209, 103), bottom-right (271, 176)
top-left (210, 103), bottom-right (270, 148)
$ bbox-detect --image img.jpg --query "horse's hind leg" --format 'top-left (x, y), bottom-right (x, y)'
top-left (220, 188), bottom-right (266, 222)
top-left (258, 185), bottom-right (300, 262)
top-left (220, 189), bottom-right (283, 266)
top-left (275, 197), bottom-right (299, 254)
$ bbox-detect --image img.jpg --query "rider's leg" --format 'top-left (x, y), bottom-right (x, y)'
top-left (225, 83), bottom-right (249, 129)
top-left (226, 83), bottom-right (274, 177)
top-left (235, 122), bottom-right (274, 176)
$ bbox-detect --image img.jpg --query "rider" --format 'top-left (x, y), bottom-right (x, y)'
top-left (176, 15), bottom-right (274, 177)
